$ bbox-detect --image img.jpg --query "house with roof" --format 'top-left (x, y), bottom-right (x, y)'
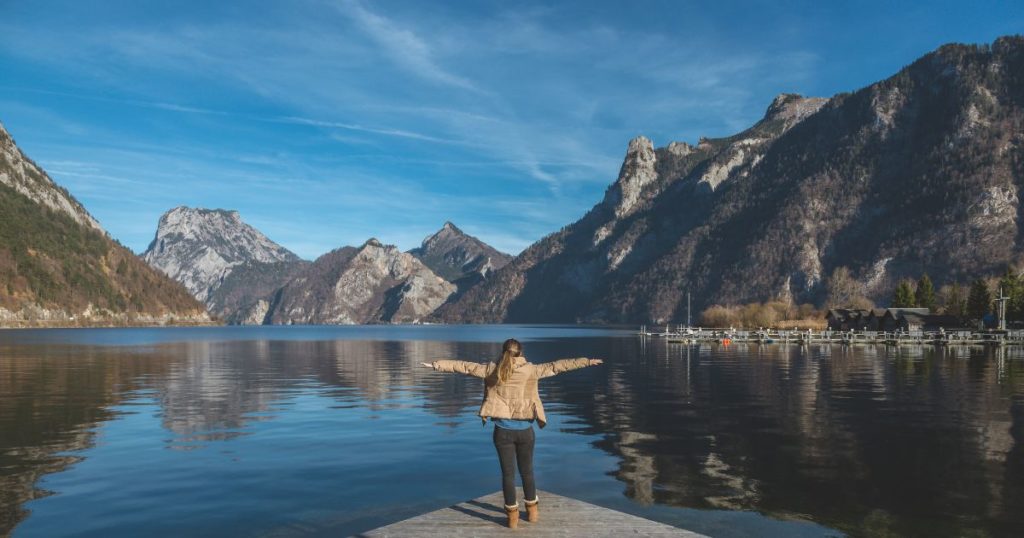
top-left (878, 309), bottom-right (963, 331)
top-left (865, 308), bottom-right (889, 331)
top-left (879, 308), bottom-right (930, 331)
top-left (825, 309), bottom-right (871, 330)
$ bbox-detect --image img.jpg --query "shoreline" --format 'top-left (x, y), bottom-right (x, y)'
top-left (0, 320), bottom-right (222, 329)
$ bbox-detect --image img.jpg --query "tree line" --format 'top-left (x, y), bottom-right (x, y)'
top-left (823, 264), bottom-right (1022, 324)
top-left (698, 266), bottom-right (1020, 328)
top-left (890, 269), bottom-right (1022, 322)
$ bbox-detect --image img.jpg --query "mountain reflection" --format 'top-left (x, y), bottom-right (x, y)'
top-left (151, 339), bottom-right (497, 441)
top-left (0, 344), bottom-right (175, 533)
top-left (1, 333), bottom-right (1023, 537)
top-left (567, 340), bottom-right (1024, 537)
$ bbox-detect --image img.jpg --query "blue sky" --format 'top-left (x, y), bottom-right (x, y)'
top-left (1, 0), bottom-right (1021, 258)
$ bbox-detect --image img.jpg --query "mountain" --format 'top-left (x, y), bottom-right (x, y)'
top-left (408, 221), bottom-right (512, 294)
top-left (265, 238), bottom-right (455, 324)
top-left (0, 122), bottom-right (209, 325)
top-left (435, 36), bottom-right (1024, 324)
top-left (142, 206), bottom-right (307, 320)
top-left (0, 121), bottom-right (102, 232)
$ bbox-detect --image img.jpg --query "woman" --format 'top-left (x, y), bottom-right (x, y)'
top-left (422, 338), bottom-right (603, 529)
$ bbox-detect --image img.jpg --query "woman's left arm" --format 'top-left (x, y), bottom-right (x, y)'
top-left (535, 357), bottom-right (603, 378)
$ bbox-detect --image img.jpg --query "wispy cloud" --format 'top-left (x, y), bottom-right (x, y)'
top-left (338, 0), bottom-right (482, 92)
top-left (151, 102), bottom-right (228, 115)
top-left (274, 116), bottom-right (468, 145)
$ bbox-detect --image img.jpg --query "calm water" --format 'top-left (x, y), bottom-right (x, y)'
top-left (1, 326), bottom-right (1022, 538)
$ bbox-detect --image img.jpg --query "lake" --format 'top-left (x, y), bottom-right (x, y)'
top-left (0, 325), bottom-right (1021, 537)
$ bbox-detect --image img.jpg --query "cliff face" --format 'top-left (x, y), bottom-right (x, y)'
top-left (266, 239), bottom-right (455, 324)
top-left (142, 206), bottom-right (307, 320)
top-left (436, 36), bottom-right (1024, 323)
top-left (0, 124), bottom-right (209, 325)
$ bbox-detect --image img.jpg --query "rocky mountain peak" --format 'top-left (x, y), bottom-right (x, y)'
top-left (602, 135), bottom-right (658, 219)
top-left (992, 34), bottom-right (1024, 54)
top-left (409, 222), bottom-right (512, 283)
top-left (763, 93), bottom-right (829, 126)
top-left (666, 141), bottom-right (695, 157)
top-left (627, 135), bottom-right (654, 154)
top-left (419, 221), bottom-right (466, 248)
top-left (143, 206), bottom-right (299, 303)
top-left (267, 238), bottom-right (455, 325)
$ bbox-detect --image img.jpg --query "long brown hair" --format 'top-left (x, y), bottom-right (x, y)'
top-left (496, 338), bottom-right (522, 383)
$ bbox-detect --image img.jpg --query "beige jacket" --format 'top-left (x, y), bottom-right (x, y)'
top-left (431, 356), bottom-right (597, 428)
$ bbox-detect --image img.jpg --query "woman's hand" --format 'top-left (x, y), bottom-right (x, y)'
top-left (421, 362), bottom-right (434, 369)
top-left (591, 358), bottom-right (604, 365)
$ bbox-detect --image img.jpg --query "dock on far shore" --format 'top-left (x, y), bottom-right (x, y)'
top-left (353, 490), bottom-right (705, 537)
top-left (638, 325), bottom-right (1024, 347)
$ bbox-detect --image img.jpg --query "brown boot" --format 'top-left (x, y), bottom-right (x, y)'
top-left (524, 498), bottom-right (539, 523)
top-left (505, 505), bottom-right (520, 529)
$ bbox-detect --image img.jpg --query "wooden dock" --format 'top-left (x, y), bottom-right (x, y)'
top-left (353, 490), bottom-right (705, 537)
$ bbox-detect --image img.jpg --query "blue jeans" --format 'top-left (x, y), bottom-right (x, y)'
top-left (493, 425), bottom-right (536, 507)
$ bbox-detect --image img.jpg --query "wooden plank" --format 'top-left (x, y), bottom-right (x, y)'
top-left (353, 490), bottom-right (705, 537)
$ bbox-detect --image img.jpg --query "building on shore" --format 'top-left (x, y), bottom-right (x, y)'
top-left (825, 309), bottom-right (872, 330)
top-left (879, 308), bottom-right (931, 331)
top-left (828, 308), bottom-right (963, 332)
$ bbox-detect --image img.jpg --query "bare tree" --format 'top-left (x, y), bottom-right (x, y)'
top-left (826, 266), bottom-right (858, 308)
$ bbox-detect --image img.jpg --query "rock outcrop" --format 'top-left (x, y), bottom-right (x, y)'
top-left (266, 239), bottom-right (455, 324)
top-left (0, 121), bottom-right (102, 231)
top-left (435, 36), bottom-right (1024, 323)
top-left (0, 123), bottom-right (210, 326)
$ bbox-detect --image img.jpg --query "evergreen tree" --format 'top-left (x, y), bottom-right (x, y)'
top-left (942, 282), bottom-right (967, 318)
top-left (967, 279), bottom-right (992, 321)
top-left (998, 267), bottom-right (1024, 321)
top-left (914, 273), bottom-right (936, 310)
top-left (892, 280), bottom-right (915, 308)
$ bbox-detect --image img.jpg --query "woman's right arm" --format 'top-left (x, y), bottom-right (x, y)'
top-left (422, 360), bottom-right (489, 378)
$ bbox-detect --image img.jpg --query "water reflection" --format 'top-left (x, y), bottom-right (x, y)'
top-left (579, 340), bottom-right (1024, 537)
top-left (0, 330), bottom-right (1022, 537)
top-left (0, 345), bottom-right (173, 534)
